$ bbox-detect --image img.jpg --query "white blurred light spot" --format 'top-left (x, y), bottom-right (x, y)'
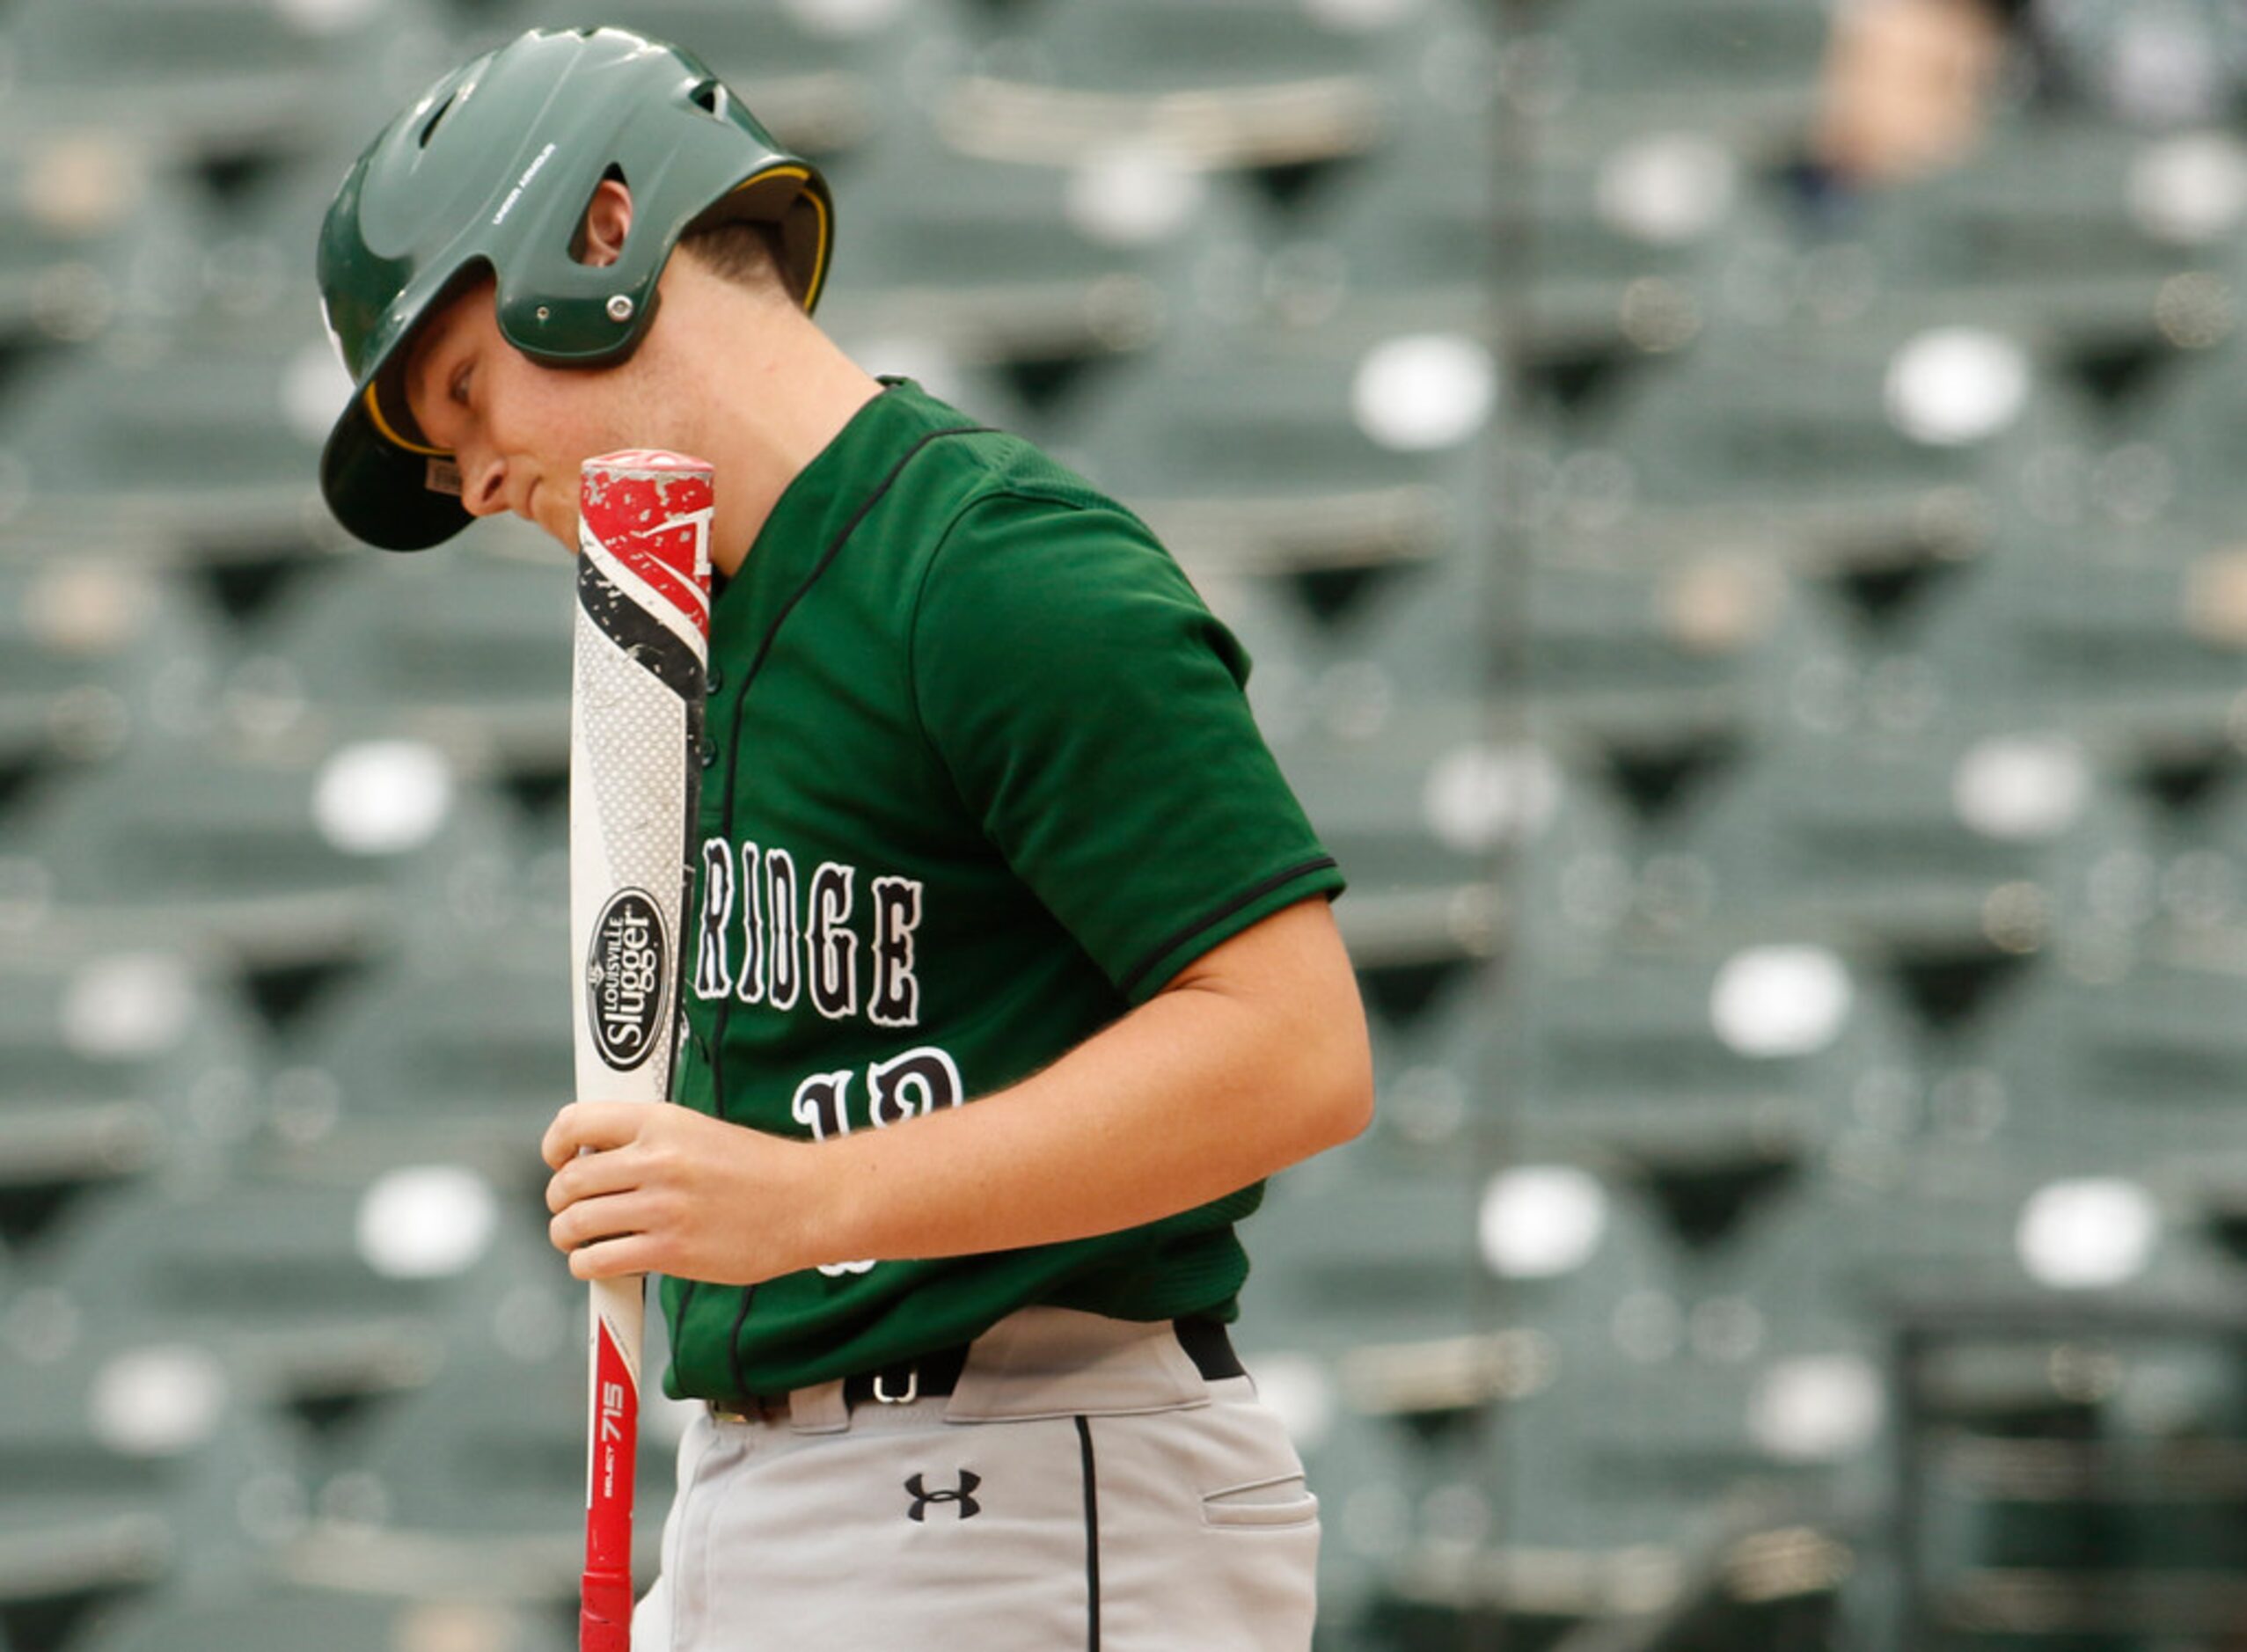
top-left (778, 0), bottom-right (908, 35)
top-left (1885, 328), bottom-right (2030, 447)
top-left (357, 1165), bottom-right (498, 1280)
top-left (1304, 0), bottom-right (1421, 30)
top-left (1067, 150), bottom-right (1206, 247)
top-left (28, 563), bottom-right (153, 654)
top-left (851, 336), bottom-right (973, 409)
top-left (282, 342), bottom-right (355, 444)
top-left (1479, 1165), bottom-right (1607, 1279)
top-left (1710, 946), bottom-right (1851, 1057)
top-left (2132, 133), bottom-right (2247, 243)
top-left (91, 1344), bottom-right (227, 1456)
top-left (2018, 1178), bottom-right (2159, 1290)
top-left (1953, 735), bottom-right (2089, 842)
top-left (1750, 1354), bottom-right (1885, 1463)
top-left (25, 136), bottom-right (145, 237)
top-left (1352, 333), bottom-right (1497, 452)
top-left (1244, 1351), bottom-right (1336, 1451)
top-left (2110, 15), bottom-right (2221, 128)
top-left (1597, 133), bottom-right (1737, 245)
top-left (62, 953), bottom-right (194, 1059)
top-left (314, 739), bottom-right (453, 855)
top-left (1424, 743), bottom-right (1561, 852)
top-left (272, 0), bottom-right (383, 33)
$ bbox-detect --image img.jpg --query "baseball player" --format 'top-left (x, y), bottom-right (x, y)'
top-left (315, 26), bottom-right (1372, 1651)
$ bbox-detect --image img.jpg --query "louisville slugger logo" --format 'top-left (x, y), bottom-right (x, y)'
top-left (585, 889), bottom-right (668, 1070)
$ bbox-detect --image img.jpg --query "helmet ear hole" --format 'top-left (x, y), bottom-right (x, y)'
top-left (569, 164), bottom-right (630, 267)
top-left (690, 78), bottom-right (727, 120)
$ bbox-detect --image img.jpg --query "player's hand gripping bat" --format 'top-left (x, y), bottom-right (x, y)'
top-left (569, 450), bottom-right (714, 1652)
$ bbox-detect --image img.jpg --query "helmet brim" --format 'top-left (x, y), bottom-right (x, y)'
top-left (320, 393), bottom-right (474, 552)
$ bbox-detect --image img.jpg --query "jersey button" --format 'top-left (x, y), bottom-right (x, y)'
top-left (705, 662), bottom-right (724, 694)
top-left (698, 734), bottom-right (719, 769)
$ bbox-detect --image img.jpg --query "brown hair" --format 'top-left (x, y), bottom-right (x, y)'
top-left (677, 217), bottom-right (806, 306)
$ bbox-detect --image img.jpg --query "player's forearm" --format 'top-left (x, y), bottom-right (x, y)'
top-left (542, 901), bottom-right (1373, 1286)
top-left (807, 922), bottom-right (1372, 1266)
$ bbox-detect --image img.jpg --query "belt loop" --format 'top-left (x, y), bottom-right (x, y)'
top-left (787, 1378), bottom-right (850, 1436)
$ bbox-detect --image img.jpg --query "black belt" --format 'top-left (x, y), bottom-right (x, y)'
top-left (718, 1316), bottom-right (1245, 1420)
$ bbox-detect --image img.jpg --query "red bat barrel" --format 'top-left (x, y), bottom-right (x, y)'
top-left (571, 450), bottom-right (714, 1652)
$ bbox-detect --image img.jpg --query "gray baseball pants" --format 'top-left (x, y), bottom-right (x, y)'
top-left (633, 1306), bottom-right (1321, 1650)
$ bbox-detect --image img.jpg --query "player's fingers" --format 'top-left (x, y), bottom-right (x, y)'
top-left (567, 1234), bottom-right (655, 1282)
top-left (545, 1143), bottom-right (646, 1214)
top-left (549, 1189), bottom-right (647, 1254)
top-left (540, 1100), bottom-right (644, 1168)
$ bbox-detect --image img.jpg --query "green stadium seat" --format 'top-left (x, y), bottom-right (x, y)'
top-left (487, 0), bottom-right (955, 162)
top-left (0, 559), bottom-right (221, 831)
top-left (1545, 0), bottom-right (1829, 147)
top-left (281, 1336), bottom-right (677, 1612)
top-left (265, 538), bottom-right (575, 781)
top-left (0, 943), bottom-right (274, 1298)
top-left (1591, 318), bottom-right (2034, 524)
top-left (7, 727), bottom-right (520, 1036)
top-left (935, 0), bottom-right (1419, 188)
top-left (1839, 117), bottom-right (2221, 452)
top-left (0, 1341), bottom-right (314, 1649)
top-left (1295, 99), bottom-right (1734, 428)
top-left (34, 1172), bottom-right (468, 1361)
top-left (0, 124), bottom-right (207, 362)
top-left (2128, 335), bottom-right (2247, 521)
top-left (1250, 1135), bottom-right (1484, 1348)
top-left (278, 915), bottom-right (575, 1177)
top-left (4, 0), bottom-right (443, 171)
top-left (72, 1586), bottom-right (571, 1652)
top-left (815, 129), bottom-right (1190, 425)
top-left (1054, 325), bottom-right (1484, 666)
top-left (0, 315), bottom-right (340, 551)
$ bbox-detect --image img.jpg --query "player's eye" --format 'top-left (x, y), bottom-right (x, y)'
top-left (449, 362), bottom-right (472, 408)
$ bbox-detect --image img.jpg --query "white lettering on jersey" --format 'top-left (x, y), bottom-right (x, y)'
top-left (693, 837), bottom-right (734, 1001)
top-left (765, 848), bottom-right (801, 1011)
top-left (868, 876), bottom-right (923, 1029)
top-left (806, 861), bottom-right (860, 1021)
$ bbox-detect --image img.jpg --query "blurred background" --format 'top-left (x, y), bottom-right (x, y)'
top-left (7, 0), bottom-right (2247, 1648)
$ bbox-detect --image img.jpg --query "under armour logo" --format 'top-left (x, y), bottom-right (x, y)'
top-left (905, 1470), bottom-right (982, 1522)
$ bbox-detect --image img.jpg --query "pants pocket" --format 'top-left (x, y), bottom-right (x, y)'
top-left (1202, 1473), bottom-right (1321, 1530)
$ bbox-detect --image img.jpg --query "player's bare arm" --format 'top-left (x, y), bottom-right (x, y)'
top-left (542, 894), bottom-right (1371, 1284)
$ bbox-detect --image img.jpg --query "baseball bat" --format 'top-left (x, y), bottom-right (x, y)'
top-left (568, 450), bottom-right (714, 1652)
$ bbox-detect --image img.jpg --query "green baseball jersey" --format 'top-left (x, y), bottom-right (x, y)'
top-left (661, 376), bottom-right (1345, 1400)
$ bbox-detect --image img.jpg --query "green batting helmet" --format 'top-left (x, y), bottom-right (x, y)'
top-left (317, 26), bottom-right (832, 551)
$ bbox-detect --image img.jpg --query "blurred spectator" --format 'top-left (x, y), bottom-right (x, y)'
top-left (1804, 0), bottom-right (2247, 211)
top-left (1809, 0), bottom-right (2009, 189)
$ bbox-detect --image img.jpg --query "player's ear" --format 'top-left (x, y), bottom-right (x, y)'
top-left (575, 176), bottom-right (634, 269)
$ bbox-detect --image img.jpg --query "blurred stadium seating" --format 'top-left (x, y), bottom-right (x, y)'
top-left (7, 2), bottom-right (2247, 1649)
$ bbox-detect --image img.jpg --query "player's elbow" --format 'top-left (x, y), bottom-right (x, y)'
top-left (1175, 895), bottom-right (1375, 1162)
top-left (1303, 978), bottom-right (1375, 1151)
top-left (1264, 943), bottom-right (1373, 1160)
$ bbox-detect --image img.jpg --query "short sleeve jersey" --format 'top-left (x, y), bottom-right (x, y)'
top-left (662, 377), bottom-right (1345, 1400)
